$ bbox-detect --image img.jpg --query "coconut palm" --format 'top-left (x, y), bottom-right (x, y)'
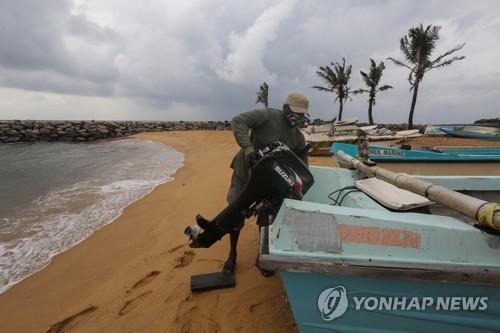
top-left (256, 82), bottom-right (269, 109)
top-left (353, 59), bottom-right (393, 125)
top-left (313, 58), bottom-right (353, 121)
top-left (388, 24), bottom-right (465, 129)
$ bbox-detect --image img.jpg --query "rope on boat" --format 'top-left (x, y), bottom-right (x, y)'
top-left (336, 150), bottom-right (500, 232)
top-left (479, 204), bottom-right (500, 231)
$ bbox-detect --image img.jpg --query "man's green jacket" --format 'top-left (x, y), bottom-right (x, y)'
top-left (230, 108), bottom-right (307, 183)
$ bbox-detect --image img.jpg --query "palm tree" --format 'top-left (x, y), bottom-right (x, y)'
top-left (353, 59), bottom-right (393, 125)
top-left (313, 58), bottom-right (353, 121)
top-left (256, 82), bottom-right (269, 109)
top-left (388, 24), bottom-right (465, 129)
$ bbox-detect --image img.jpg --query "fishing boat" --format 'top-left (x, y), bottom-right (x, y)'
top-left (303, 123), bottom-right (334, 135)
top-left (302, 124), bottom-right (368, 156)
top-left (331, 143), bottom-right (500, 162)
top-left (258, 155), bottom-right (500, 332)
top-left (424, 125), bottom-right (447, 136)
top-left (335, 117), bottom-right (358, 126)
top-left (434, 146), bottom-right (500, 156)
top-left (303, 122), bottom-right (368, 136)
top-left (301, 132), bottom-right (334, 156)
top-left (395, 129), bottom-right (422, 138)
top-left (302, 125), bottom-right (361, 156)
top-left (440, 126), bottom-right (500, 140)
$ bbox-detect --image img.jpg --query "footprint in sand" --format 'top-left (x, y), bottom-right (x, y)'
top-left (173, 295), bottom-right (221, 333)
top-left (159, 243), bottom-right (185, 256)
top-left (46, 306), bottom-right (97, 333)
top-left (174, 250), bottom-right (195, 268)
top-left (127, 270), bottom-right (161, 293)
top-left (119, 290), bottom-right (153, 316)
top-left (167, 244), bottom-right (185, 254)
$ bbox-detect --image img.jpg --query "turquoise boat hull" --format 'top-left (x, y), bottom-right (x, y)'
top-left (282, 272), bottom-right (500, 333)
top-left (437, 147), bottom-right (500, 155)
top-left (259, 167), bottom-right (500, 332)
top-left (331, 143), bottom-right (500, 162)
top-left (440, 127), bottom-right (500, 140)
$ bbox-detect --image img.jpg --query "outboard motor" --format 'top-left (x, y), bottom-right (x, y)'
top-left (185, 142), bottom-right (314, 248)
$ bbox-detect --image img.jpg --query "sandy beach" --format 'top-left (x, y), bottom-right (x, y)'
top-left (0, 131), bottom-right (498, 333)
top-left (0, 131), bottom-right (316, 333)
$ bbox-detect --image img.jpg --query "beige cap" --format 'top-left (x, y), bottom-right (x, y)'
top-left (285, 92), bottom-right (309, 114)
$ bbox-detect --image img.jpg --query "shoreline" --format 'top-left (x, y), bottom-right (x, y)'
top-left (0, 131), bottom-right (498, 332)
top-left (0, 139), bottom-right (184, 295)
top-left (0, 131), bottom-right (300, 333)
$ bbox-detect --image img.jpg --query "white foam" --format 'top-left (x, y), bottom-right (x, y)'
top-left (0, 139), bottom-right (184, 293)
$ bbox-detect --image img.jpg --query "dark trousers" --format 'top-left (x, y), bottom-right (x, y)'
top-left (226, 173), bottom-right (246, 230)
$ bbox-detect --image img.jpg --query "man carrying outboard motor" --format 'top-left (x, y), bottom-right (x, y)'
top-left (185, 92), bottom-right (313, 291)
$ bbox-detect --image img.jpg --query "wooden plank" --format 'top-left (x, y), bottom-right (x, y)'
top-left (355, 178), bottom-right (433, 210)
top-left (258, 254), bottom-right (500, 286)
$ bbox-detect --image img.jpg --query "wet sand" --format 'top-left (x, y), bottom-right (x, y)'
top-left (0, 131), bottom-right (498, 333)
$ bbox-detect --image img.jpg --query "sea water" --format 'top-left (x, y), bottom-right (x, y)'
top-left (0, 139), bottom-right (184, 293)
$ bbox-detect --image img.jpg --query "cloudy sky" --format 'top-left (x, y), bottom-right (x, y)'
top-left (0, 0), bottom-right (498, 123)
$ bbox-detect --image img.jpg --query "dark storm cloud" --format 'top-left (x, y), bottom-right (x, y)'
top-left (0, 0), bottom-right (498, 122)
top-left (0, 0), bottom-right (72, 71)
top-left (0, 0), bottom-right (120, 96)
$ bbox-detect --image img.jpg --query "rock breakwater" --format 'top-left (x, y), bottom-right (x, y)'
top-left (0, 120), bottom-right (230, 143)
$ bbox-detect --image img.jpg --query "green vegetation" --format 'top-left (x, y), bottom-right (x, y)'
top-left (474, 118), bottom-right (500, 126)
top-left (388, 24), bottom-right (465, 129)
top-left (313, 58), bottom-right (353, 121)
top-left (256, 82), bottom-right (269, 109)
top-left (353, 59), bottom-right (393, 125)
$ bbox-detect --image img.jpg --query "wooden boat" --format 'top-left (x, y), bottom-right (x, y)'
top-left (424, 125), bottom-right (447, 136)
top-left (359, 125), bottom-right (378, 131)
top-left (440, 126), bottom-right (500, 140)
top-left (334, 117), bottom-right (358, 126)
top-left (331, 143), bottom-right (500, 162)
top-left (395, 129), bottom-right (421, 138)
top-left (304, 122), bottom-right (368, 136)
top-left (303, 125), bottom-right (378, 155)
top-left (258, 163), bottom-right (500, 332)
top-left (301, 132), bottom-right (334, 156)
top-left (303, 124), bottom-right (334, 135)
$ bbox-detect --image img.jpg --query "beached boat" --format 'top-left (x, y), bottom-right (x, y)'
top-left (434, 146), bottom-right (500, 156)
top-left (424, 125), bottom-right (447, 136)
top-left (301, 132), bottom-right (334, 156)
top-left (303, 123), bottom-right (334, 135)
top-left (331, 143), bottom-right (500, 162)
top-left (303, 122), bottom-right (367, 136)
top-left (258, 164), bottom-right (500, 332)
top-left (302, 125), bottom-right (359, 156)
top-left (440, 126), bottom-right (500, 140)
top-left (395, 129), bottom-right (422, 138)
top-left (334, 117), bottom-right (358, 126)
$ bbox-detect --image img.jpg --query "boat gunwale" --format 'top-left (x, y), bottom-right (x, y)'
top-left (258, 251), bottom-right (500, 287)
top-left (259, 170), bottom-right (500, 287)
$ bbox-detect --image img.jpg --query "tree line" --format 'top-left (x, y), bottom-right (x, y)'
top-left (256, 24), bottom-right (465, 129)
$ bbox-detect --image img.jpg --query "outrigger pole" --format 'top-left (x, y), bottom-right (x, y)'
top-left (336, 150), bottom-right (500, 232)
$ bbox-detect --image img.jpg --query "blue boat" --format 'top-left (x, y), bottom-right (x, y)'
top-left (436, 146), bottom-right (500, 156)
top-left (440, 127), bottom-right (500, 140)
top-left (330, 143), bottom-right (500, 162)
top-left (258, 166), bottom-right (500, 332)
